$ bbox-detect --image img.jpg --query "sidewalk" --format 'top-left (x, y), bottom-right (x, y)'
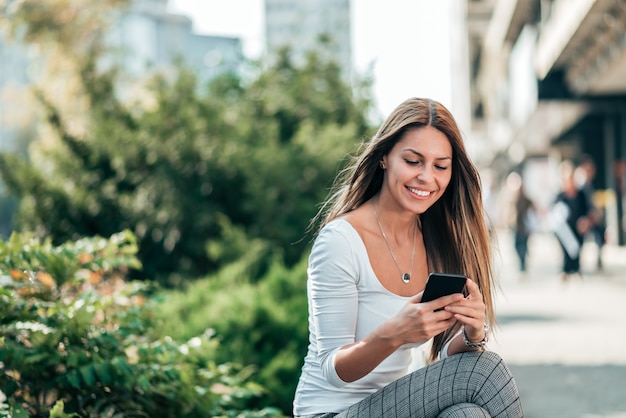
top-left (491, 230), bottom-right (626, 418)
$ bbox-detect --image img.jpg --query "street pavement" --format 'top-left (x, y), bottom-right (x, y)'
top-left (490, 229), bottom-right (626, 418)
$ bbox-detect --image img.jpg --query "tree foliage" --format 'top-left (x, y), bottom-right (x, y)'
top-left (0, 40), bottom-right (374, 283)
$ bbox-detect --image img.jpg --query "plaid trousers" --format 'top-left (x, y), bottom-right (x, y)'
top-left (301, 351), bottom-right (523, 418)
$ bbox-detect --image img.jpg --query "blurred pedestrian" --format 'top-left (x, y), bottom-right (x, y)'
top-left (507, 172), bottom-right (536, 273)
top-left (293, 98), bottom-right (522, 417)
top-left (578, 155), bottom-right (606, 271)
top-left (549, 161), bottom-right (591, 281)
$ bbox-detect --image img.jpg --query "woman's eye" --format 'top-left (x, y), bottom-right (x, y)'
top-left (405, 159), bottom-right (420, 166)
top-left (435, 165), bottom-right (449, 171)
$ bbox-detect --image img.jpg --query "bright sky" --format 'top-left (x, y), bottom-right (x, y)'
top-left (167, 0), bottom-right (455, 120)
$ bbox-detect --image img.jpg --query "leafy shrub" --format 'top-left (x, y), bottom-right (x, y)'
top-left (155, 246), bottom-right (310, 415)
top-left (0, 231), bottom-right (283, 417)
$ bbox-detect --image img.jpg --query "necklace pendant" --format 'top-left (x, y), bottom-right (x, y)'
top-left (401, 273), bottom-right (411, 284)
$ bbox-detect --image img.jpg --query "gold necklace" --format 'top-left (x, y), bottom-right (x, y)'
top-left (372, 199), bottom-right (416, 284)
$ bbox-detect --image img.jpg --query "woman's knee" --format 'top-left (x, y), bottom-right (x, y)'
top-left (442, 351), bottom-right (518, 400)
top-left (456, 352), bottom-right (522, 417)
top-left (451, 350), bottom-right (510, 375)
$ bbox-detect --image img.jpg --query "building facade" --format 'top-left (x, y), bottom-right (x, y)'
top-left (108, 0), bottom-right (243, 86)
top-left (264, 0), bottom-right (352, 74)
top-left (0, 0), bottom-right (243, 150)
top-left (469, 0), bottom-right (626, 246)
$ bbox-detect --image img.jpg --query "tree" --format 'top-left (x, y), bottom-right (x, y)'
top-left (209, 46), bottom-right (374, 265)
top-left (0, 27), bottom-right (374, 283)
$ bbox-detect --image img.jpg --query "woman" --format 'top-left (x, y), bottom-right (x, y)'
top-left (293, 98), bottom-right (523, 417)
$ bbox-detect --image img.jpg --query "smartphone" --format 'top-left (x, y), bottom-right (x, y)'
top-left (421, 272), bottom-right (467, 306)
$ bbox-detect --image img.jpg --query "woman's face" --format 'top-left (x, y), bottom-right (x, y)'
top-left (381, 126), bottom-right (453, 214)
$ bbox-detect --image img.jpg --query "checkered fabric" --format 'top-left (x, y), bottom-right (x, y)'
top-left (328, 351), bottom-right (523, 418)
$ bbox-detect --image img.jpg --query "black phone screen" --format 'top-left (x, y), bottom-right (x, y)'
top-left (421, 272), bottom-right (467, 304)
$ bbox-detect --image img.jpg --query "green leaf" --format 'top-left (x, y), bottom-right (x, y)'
top-left (79, 364), bottom-right (96, 386)
top-left (50, 400), bottom-right (75, 418)
top-left (137, 375), bottom-right (151, 391)
top-left (111, 356), bottom-right (133, 376)
top-left (66, 369), bottom-right (81, 389)
top-left (23, 352), bottom-right (49, 365)
top-left (66, 351), bottom-right (80, 368)
top-left (93, 361), bottom-right (112, 385)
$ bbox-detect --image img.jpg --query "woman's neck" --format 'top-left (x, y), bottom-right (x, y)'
top-left (372, 196), bottom-right (419, 238)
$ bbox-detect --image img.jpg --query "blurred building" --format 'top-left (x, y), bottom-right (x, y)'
top-left (468, 0), bottom-right (626, 246)
top-left (109, 0), bottom-right (243, 85)
top-left (264, 0), bottom-right (351, 75)
top-left (0, 0), bottom-right (243, 148)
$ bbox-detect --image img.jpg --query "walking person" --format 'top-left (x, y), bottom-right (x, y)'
top-left (550, 161), bottom-right (591, 281)
top-left (293, 98), bottom-right (523, 417)
top-left (578, 155), bottom-right (606, 271)
top-left (507, 172), bottom-right (536, 273)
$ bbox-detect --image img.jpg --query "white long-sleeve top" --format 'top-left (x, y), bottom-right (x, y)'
top-left (293, 219), bottom-right (429, 416)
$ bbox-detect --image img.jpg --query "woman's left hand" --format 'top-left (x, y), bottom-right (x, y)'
top-left (444, 278), bottom-right (486, 341)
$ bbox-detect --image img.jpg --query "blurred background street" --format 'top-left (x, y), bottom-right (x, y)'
top-left (492, 228), bottom-right (626, 418)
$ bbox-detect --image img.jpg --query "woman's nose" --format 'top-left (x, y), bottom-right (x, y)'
top-left (417, 166), bottom-right (433, 181)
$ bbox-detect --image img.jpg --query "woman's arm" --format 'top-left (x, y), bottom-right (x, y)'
top-left (334, 295), bottom-right (460, 382)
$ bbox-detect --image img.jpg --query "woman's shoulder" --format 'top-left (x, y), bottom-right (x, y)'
top-left (310, 219), bottom-right (364, 272)
top-left (319, 218), bottom-right (358, 239)
top-left (315, 212), bottom-right (374, 254)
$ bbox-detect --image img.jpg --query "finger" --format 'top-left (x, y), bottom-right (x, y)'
top-left (428, 315), bottom-right (458, 335)
top-left (446, 303), bottom-right (482, 316)
top-left (446, 307), bottom-right (484, 325)
top-left (423, 293), bottom-right (464, 312)
top-left (445, 297), bottom-right (485, 317)
top-left (450, 309), bottom-right (484, 324)
top-left (444, 297), bottom-right (485, 319)
top-left (465, 278), bottom-right (482, 298)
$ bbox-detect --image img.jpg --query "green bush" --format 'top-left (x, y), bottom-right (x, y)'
top-left (155, 245), bottom-right (310, 415)
top-left (0, 231), bottom-right (283, 417)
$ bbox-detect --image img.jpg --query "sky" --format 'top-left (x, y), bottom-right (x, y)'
top-left (167, 0), bottom-right (455, 119)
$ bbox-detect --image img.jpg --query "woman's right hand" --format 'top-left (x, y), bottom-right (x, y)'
top-left (381, 292), bottom-right (462, 346)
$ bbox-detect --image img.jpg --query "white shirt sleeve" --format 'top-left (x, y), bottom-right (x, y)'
top-left (439, 330), bottom-right (462, 360)
top-left (307, 224), bottom-right (359, 387)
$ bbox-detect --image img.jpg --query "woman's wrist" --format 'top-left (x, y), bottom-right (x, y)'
top-left (462, 323), bottom-right (489, 348)
top-left (371, 322), bottom-right (404, 351)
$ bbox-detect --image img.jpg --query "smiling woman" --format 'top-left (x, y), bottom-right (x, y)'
top-left (293, 97), bottom-right (523, 417)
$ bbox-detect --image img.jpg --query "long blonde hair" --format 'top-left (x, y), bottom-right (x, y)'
top-left (311, 97), bottom-right (495, 362)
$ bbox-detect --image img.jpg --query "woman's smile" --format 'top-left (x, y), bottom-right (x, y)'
top-left (407, 186), bottom-right (433, 198)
